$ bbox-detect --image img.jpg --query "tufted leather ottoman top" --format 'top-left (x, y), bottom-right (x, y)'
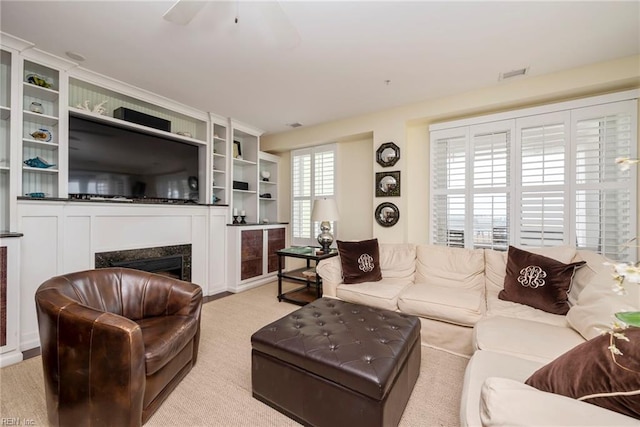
top-left (251, 298), bottom-right (420, 400)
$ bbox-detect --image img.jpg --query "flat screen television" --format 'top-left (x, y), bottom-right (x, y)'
top-left (68, 114), bottom-right (200, 202)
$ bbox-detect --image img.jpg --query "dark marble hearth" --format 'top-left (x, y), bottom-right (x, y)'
top-left (95, 244), bottom-right (192, 281)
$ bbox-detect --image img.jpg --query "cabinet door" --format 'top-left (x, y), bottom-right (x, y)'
top-left (267, 227), bottom-right (285, 273)
top-left (241, 229), bottom-right (263, 280)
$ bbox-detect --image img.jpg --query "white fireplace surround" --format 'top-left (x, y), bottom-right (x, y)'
top-left (16, 200), bottom-right (227, 352)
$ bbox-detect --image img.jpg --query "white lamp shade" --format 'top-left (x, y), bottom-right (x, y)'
top-left (311, 198), bottom-right (340, 222)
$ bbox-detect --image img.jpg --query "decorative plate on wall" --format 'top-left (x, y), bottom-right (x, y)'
top-left (376, 142), bottom-right (400, 167)
top-left (375, 202), bottom-right (399, 227)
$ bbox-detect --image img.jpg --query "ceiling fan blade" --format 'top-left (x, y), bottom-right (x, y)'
top-left (163, 0), bottom-right (207, 26)
top-left (258, 2), bottom-right (301, 49)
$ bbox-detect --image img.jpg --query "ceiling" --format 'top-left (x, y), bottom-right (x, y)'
top-left (1, 1), bottom-right (639, 135)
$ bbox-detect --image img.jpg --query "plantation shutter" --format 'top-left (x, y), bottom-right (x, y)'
top-left (431, 129), bottom-right (467, 247)
top-left (291, 144), bottom-right (337, 246)
top-left (573, 101), bottom-right (637, 260)
top-left (471, 121), bottom-right (512, 250)
top-left (515, 112), bottom-right (570, 247)
top-left (430, 94), bottom-right (637, 261)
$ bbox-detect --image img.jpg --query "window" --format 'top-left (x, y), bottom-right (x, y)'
top-left (430, 95), bottom-right (637, 261)
top-left (291, 144), bottom-right (337, 246)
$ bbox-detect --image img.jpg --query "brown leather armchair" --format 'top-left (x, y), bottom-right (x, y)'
top-left (35, 268), bottom-right (203, 427)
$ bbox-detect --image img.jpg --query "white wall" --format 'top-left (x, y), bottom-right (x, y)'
top-left (262, 55), bottom-right (640, 244)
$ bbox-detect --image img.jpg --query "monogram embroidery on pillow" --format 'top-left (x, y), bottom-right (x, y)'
top-left (357, 253), bottom-right (375, 272)
top-left (517, 265), bottom-right (547, 288)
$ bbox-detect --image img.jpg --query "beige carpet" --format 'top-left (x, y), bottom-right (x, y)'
top-left (1, 282), bottom-right (468, 426)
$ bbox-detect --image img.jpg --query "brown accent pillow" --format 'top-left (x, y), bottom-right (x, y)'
top-left (525, 327), bottom-right (640, 420)
top-left (337, 239), bottom-right (382, 284)
top-left (498, 246), bottom-right (585, 315)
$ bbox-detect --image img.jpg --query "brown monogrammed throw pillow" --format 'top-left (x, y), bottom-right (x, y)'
top-left (525, 327), bottom-right (640, 420)
top-left (498, 246), bottom-right (585, 315)
top-left (337, 239), bottom-right (382, 284)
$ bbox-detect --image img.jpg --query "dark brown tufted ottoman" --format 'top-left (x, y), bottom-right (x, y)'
top-left (251, 298), bottom-right (421, 427)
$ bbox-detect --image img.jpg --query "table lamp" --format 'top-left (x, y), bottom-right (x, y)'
top-left (311, 198), bottom-right (340, 253)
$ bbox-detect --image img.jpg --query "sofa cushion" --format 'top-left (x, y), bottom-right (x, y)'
top-left (499, 246), bottom-right (585, 315)
top-left (568, 250), bottom-right (609, 305)
top-left (473, 316), bottom-right (585, 363)
top-left (336, 278), bottom-right (411, 312)
top-left (337, 239), bottom-right (382, 284)
top-left (136, 315), bottom-right (199, 375)
top-left (486, 297), bottom-right (568, 327)
top-left (480, 377), bottom-right (640, 427)
top-left (525, 327), bottom-right (640, 420)
top-left (484, 245), bottom-right (578, 299)
top-left (415, 244), bottom-right (485, 291)
top-left (567, 268), bottom-right (640, 340)
top-left (460, 350), bottom-right (544, 427)
top-left (378, 243), bottom-right (416, 280)
top-left (398, 283), bottom-right (484, 326)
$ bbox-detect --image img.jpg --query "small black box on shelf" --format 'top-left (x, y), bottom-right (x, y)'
top-left (233, 181), bottom-right (249, 191)
top-left (113, 107), bottom-right (171, 132)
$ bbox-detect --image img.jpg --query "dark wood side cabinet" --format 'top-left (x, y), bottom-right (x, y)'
top-left (267, 228), bottom-right (286, 273)
top-left (241, 229), bottom-right (264, 281)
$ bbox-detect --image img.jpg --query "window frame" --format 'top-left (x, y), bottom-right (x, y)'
top-left (290, 143), bottom-right (337, 247)
top-left (429, 91), bottom-right (638, 261)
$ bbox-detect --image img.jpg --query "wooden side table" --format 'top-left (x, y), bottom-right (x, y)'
top-left (276, 246), bottom-right (338, 305)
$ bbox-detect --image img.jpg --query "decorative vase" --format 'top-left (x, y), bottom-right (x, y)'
top-left (29, 102), bottom-right (43, 114)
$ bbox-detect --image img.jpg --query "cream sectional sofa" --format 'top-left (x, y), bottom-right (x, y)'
top-left (316, 243), bottom-right (640, 426)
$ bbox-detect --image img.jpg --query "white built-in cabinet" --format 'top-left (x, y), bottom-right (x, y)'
top-left (258, 151), bottom-right (279, 223)
top-left (230, 121), bottom-right (261, 223)
top-left (0, 32), bottom-right (283, 366)
top-left (210, 114), bottom-right (229, 205)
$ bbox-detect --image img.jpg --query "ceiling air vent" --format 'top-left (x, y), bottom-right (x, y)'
top-left (287, 122), bottom-right (303, 128)
top-left (499, 67), bottom-right (529, 81)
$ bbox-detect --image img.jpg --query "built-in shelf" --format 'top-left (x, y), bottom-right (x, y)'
top-left (68, 107), bottom-right (206, 147)
top-left (22, 138), bottom-right (58, 148)
top-left (23, 83), bottom-right (59, 102)
top-left (23, 110), bottom-right (58, 126)
top-left (233, 189), bottom-right (257, 194)
top-left (0, 166), bottom-right (9, 171)
top-left (0, 106), bottom-right (9, 120)
top-left (22, 166), bottom-right (58, 173)
top-left (234, 157), bottom-right (257, 166)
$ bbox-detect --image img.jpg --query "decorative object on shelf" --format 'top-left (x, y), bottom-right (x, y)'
top-left (25, 73), bottom-right (52, 89)
top-left (25, 192), bottom-right (46, 198)
top-left (375, 171), bottom-right (400, 197)
top-left (177, 131), bottom-right (192, 138)
top-left (261, 170), bottom-right (271, 181)
top-left (211, 194), bottom-right (220, 203)
top-left (260, 193), bottom-right (272, 198)
top-left (233, 215), bottom-right (240, 224)
top-left (29, 101), bottom-right (44, 114)
top-left (262, 218), bottom-right (270, 223)
top-left (233, 140), bottom-right (242, 159)
top-left (233, 180), bottom-right (249, 191)
top-left (376, 142), bottom-right (400, 167)
top-left (76, 100), bottom-right (108, 115)
top-left (311, 197), bottom-right (340, 253)
top-left (375, 202), bottom-right (399, 227)
top-left (30, 128), bottom-right (52, 142)
top-left (240, 215), bottom-right (247, 224)
top-left (23, 156), bottom-right (55, 169)
top-left (114, 107), bottom-right (171, 132)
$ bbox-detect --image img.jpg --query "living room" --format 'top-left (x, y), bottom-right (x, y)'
top-left (1, 1), bottom-right (640, 426)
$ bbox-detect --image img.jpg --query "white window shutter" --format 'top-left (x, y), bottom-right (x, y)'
top-left (573, 101), bottom-right (637, 260)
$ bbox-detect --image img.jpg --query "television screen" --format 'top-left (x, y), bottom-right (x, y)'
top-left (68, 114), bottom-right (200, 201)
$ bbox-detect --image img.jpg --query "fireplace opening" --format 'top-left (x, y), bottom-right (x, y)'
top-left (111, 255), bottom-right (183, 280)
top-left (95, 244), bottom-right (192, 282)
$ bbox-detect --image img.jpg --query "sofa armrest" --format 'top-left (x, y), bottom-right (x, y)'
top-left (480, 377), bottom-right (639, 426)
top-left (36, 291), bottom-right (146, 426)
top-left (316, 256), bottom-right (343, 297)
